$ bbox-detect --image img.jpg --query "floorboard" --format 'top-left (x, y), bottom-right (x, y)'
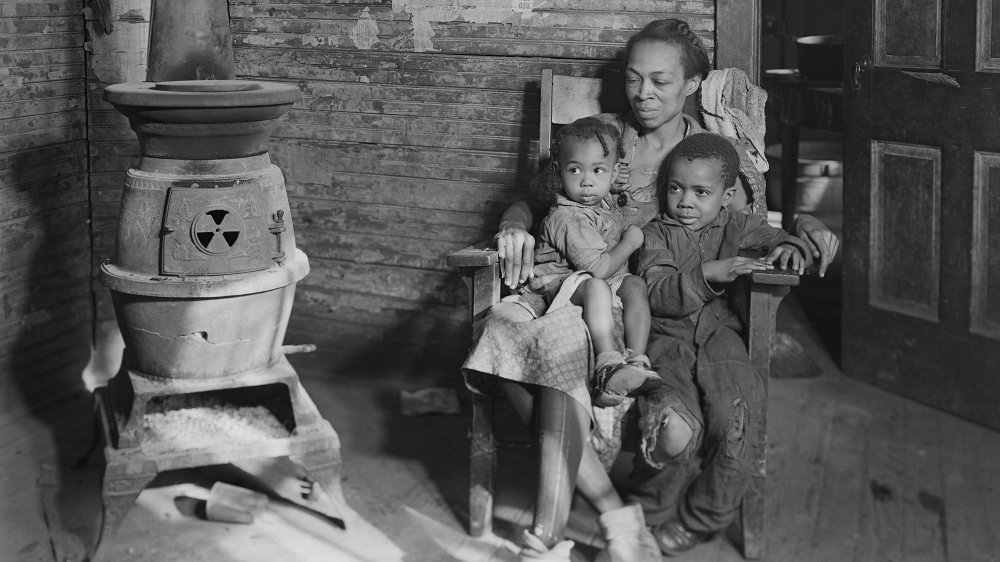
top-left (901, 399), bottom-right (948, 562)
top-left (939, 409), bottom-right (994, 562)
top-left (3, 297), bottom-right (1000, 561)
top-left (854, 387), bottom-right (905, 562)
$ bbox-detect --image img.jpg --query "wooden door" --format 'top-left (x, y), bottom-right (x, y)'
top-left (843, 0), bottom-right (1000, 429)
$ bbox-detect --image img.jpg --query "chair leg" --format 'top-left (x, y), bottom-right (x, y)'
top-left (740, 475), bottom-right (765, 559)
top-left (469, 393), bottom-right (496, 537)
top-left (737, 281), bottom-right (785, 559)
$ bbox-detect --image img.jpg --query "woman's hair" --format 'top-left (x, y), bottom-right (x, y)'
top-left (623, 19), bottom-right (711, 80)
top-left (553, 117), bottom-right (622, 163)
top-left (664, 133), bottom-right (740, 188)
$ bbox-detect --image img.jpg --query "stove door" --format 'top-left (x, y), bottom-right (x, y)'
top-left (161, 184), bottom-right (274, 275)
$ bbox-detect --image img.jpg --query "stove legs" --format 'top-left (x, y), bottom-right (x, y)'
top-left (90, 390), bottom-right (349, 559)
top-left (289, 442), bottom-right (349, 520)
top-left (92, 463), bottom-right (158, 562)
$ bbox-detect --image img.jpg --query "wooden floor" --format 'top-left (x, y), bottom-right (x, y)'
top-left (2, 297), bottom-right (1000, 562)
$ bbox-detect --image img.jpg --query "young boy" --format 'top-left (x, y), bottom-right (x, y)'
top-left (529, 116), bottom-right (661, 407)
top-left (632, 133), bottom-right (810, 554)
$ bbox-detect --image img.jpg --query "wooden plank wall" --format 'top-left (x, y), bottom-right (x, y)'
top-left (83, 0), bottom-right (148, 335)
top-left (229, 0), bottom-right (716, 381)
top-left (0, 1), bottom-right (91, 431)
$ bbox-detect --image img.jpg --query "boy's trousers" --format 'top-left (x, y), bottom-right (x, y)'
top-left (627, 313), bottom-right (764, 534)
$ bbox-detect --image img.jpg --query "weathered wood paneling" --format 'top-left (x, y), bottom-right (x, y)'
top-left (229, 0), bottom-right (719, 378)
top-left (0, 1), bottom-right (91, 428)
top-left (83, 0), bottom-right (149, 326)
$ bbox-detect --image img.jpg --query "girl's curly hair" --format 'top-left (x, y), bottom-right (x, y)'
top-left (553, 116), bottom-right (622, 164)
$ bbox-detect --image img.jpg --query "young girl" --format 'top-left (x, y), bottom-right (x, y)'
top-left (529, 116), bottom-right (661, 407)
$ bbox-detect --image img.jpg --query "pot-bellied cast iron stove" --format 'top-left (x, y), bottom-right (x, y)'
top-left (91, 1), bottom-right (348, 557)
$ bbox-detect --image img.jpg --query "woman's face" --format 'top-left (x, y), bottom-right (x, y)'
top-left (625, 40), bottom-right (701, 131)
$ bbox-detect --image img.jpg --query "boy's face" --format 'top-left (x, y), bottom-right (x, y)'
top-left (664, 156), bottom-right (735, 231)
top-left (555, 137), bottom-right (619, 207)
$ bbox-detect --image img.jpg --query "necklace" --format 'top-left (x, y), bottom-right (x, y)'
top-left (617, 118), bottom-right (690, 206)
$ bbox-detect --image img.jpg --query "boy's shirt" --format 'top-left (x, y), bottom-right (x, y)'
top-left (529, 194), bottom-right (628, 297)
top-left (635, 207), bottom-right (810, 337)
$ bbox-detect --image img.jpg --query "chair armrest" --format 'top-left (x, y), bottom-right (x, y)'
top-left (447, 239), bottom-right (498, 268)
top-left (748, 268), bottom-right (800, 286)
top-left (737, 269), bottom-right (799, 379)
top-left (449, 240), bottom-right (502, 324)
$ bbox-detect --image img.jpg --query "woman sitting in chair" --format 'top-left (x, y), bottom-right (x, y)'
top-left (463, 18), bottom-right (840, 562)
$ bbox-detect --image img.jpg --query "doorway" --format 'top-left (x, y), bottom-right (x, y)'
top-left (761, 0), bottom-right (846, 361)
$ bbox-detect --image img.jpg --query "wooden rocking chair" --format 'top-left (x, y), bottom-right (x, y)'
top-left (447, 69), bottom-right (798, 560)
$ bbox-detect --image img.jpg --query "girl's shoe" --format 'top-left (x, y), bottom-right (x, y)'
top-left (624, 351), bottom-right (662, 382)
top-left (595, 504), bottom-right (661, 562)
top-left (593, 357), bottom-right (662, 407)
top-left (518, 530), bottom-right (574, 561)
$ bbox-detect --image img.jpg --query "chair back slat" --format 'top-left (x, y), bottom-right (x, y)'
top-left (538, 69), bottom-right (627, 168)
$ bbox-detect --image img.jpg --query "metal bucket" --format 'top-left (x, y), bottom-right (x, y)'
top-left (796, 35), bottom-right (844, 83)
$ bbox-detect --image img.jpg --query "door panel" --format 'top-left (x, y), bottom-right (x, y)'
top-left (978, 0), bottom-right (1000, 70)
top-left (869, 142), bottom-right (941, 322)
top-left (875, 0), bottom-right (941, 67)
top-left (971, 152), bottom-right (1000, 338)
top-left (845, 0), bottom-right (1000, 429)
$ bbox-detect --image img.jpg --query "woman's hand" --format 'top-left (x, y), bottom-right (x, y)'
top-left (765, 244), bottom-right (805, 274)
top-left (794, 215), bottom-right (840, 277)
top-left (495, 220), bottom-right (535, 289)
top-left (702, 257), bottom-right (773, 284)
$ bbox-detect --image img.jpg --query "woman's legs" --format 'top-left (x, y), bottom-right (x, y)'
top-left (502, 382), bottom-right (660, 561)
top-left (502, 381), bottom-right (623, 545)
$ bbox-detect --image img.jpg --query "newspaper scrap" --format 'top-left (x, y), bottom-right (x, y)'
top-left (400, 388), bottom-right (461, 416)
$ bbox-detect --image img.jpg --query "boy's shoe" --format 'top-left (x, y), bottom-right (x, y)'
top-left (593, 361), bottom-right (662, 408)
top-left (652, 517), bottom-right (710, 556)
top-left (518, 530), bottom-right (574, 561)
top-left (595, 504), bottom-right (661, 562)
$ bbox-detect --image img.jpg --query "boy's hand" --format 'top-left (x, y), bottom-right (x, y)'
top-left (621, 225), bottom-right (644, 249)
top-left (702, 257), bottom-right (773, 284)
top-left (765, 244), bottom-right (805, 274)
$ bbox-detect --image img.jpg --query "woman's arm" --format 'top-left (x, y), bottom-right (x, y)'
top-left (496, 197), bottom-right (548, 289)
top-left (792, 214), bottom-right (840, 277)
top-left (723, 138), bottom-right (841, 276)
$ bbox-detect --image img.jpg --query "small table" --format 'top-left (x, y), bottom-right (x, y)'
top-left (764, 77), bottom-right (844, 231)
